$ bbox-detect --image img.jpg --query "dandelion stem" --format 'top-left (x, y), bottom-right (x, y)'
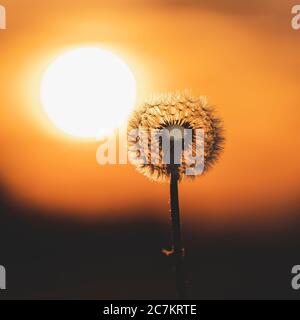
top-left (170, 139), bottom-right (186, 299)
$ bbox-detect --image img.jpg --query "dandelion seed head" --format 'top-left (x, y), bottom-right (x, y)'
top-left (128, 91), bottom-right (224, 182)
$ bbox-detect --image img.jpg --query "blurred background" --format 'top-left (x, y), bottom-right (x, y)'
top-left (0, 0), bottom-right (300, 299)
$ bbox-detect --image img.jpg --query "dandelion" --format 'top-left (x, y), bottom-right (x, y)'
top-left (128, 91), bottom-right (224, 299)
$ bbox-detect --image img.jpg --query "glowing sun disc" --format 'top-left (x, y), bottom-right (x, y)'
top-left (40, 47), bottom-right (137, 139)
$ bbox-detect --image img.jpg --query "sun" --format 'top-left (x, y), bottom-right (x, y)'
top-left (40, 47), bottom-right (137, 139)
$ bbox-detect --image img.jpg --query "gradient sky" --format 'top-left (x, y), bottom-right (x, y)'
top-left (0, 0), bottom-right (299, 222)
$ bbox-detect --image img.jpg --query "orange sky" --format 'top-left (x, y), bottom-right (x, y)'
top-left (0, 0), bottom-right (300, 221)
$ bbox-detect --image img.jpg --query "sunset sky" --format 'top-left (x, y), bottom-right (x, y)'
top-left (0, 0), bottom-right (300, 222)
top-left (2, 0), bottom-right (300, 301)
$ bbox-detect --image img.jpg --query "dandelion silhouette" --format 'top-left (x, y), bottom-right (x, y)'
top-left (128, 91), bottom-right (224, 299)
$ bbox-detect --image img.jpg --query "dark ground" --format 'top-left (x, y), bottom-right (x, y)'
top-left (0, 187), bottom-right (300, 300)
